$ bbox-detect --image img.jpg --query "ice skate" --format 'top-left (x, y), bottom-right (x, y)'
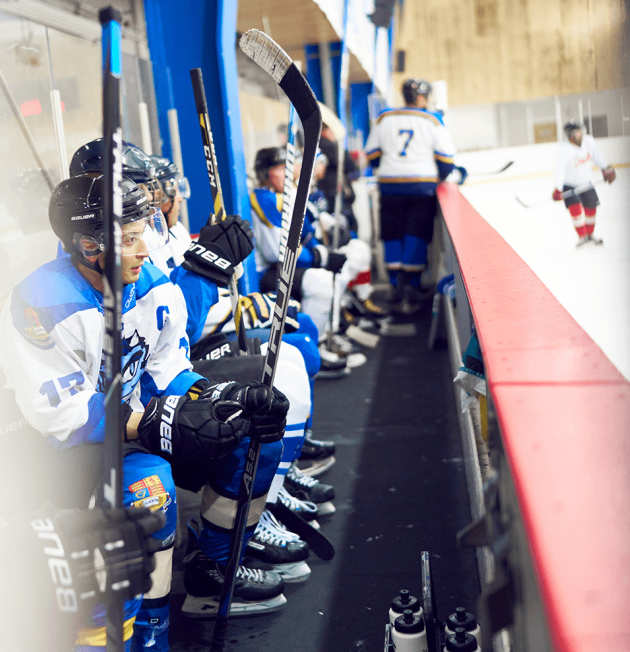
top-left (285, 463), bottom-right (336, 516)
top-left (246, 510), bottom-right (311, 583)
top-left (277, 486), bottom-right (320, 527)
top-left (297, 429), bottom-right (336, 477)
top-left (588, 234), bottom-right (604, 245)
top-left (182, 520), bottom-right (286, 617)
top-left (316, 343), bottom-right (350, 379)
top-left (576, 235), bottom-right (590, 247)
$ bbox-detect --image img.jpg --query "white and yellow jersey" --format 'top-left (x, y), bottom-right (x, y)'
top-left (365, 107), bottom-right (455, 195)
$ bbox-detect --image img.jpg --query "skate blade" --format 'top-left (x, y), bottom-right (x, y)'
top-left (297, 455), bottom-right (336, 478)
top-left (316, 501), bottom-right (336, 516)
top-left (345, 324), bottom-right (379, 348)
top-left (380, 320), bottom-right (417, 337)
top-left (272, 560), bottom-right (311, 583)
top-left (181, 592), bottom-right (287, 618)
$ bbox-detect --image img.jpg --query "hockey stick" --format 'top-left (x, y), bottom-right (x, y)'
top-left (207, 29), bottom-right (323, 652)
top-left (515, 179), bottom-right (604, 209)
top-left (189, 68), bottom-right (248, 356)
top-left (268, 501), bottom-right (334, 560)
top-left (468, 160), bottom-right (514, 176)
top-left (98, 7), bottom-right (124, 650)
top-left (278, 103), bottom-right (297, 264)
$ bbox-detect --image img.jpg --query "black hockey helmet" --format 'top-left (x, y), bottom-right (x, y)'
top-left (254, 147), bottom-right (286, 185)
top-left (49, 174), bottom-right (161, 268)
top-left (402, 78), bottom-right (432, 104)
top-left (563, 121), bottom-right (583, 139)
top-left (70, 139), bottom-right (163, 206)
top-left (151, 155), bottom-right (191, 200)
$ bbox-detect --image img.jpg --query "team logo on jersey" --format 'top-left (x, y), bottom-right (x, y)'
top-left (129, 474), bottom-right (173, 512)
top-left (19, 306), bottom-right (53, 349)
top-left (97, 329), bottom-right (150, 399)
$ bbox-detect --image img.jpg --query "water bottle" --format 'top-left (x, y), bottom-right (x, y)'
top-left (444, 607), bottom-right (480, 642)
top-left (392, 609), bottom-right (428, 652)
top-left (443, 627), bottom-right (479, 651)
top-left (389, 588), bottom-right (423, 626)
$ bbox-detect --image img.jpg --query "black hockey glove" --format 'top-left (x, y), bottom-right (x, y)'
top-left (326, 251), bottom-right (347, 274)
top-left (21, 507), bottom-right (163, 638)
top-left (183, 214), bottom-right (254, 287)
top-left (201, 381), bottom-right (289, 443)
top-left (137, 393), bottom-right (251, 463)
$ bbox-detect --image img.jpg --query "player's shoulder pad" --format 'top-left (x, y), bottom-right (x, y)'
top-left (251, 188), bottom-right (283, 228)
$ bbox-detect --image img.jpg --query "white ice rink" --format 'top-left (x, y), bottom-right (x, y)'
top-left (456, 136), bottom-right (630, 380)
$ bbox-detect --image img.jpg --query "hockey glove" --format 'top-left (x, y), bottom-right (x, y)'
top-left (552, 188), bottom-right (563, 201)
top-left (137, 393), bottom-right (250, 463)
top-left (201, 381), bottom-right (288, 443)
top-left (602, 166), bottom-right (616, 183)
top-left (326, 251), bottom-right (347, 274)
top-left (183, 214), bottom-right (254, 287)
top-left (23, 507), bottom-right (163, 635)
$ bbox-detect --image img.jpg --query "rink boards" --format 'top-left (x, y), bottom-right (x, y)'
top-left (437, 142), bottom-right (630, 651)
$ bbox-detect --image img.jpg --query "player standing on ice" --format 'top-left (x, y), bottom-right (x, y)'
top-left (553, 121), bottom-right (616, 247)
top-left (365, 78), bottom-right (455, 315)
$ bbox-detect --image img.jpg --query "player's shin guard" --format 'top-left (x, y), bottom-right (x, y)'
top-left (569, 203), bottom-right (587, 237)
top-left (197, 438), bottom-right (283, 563)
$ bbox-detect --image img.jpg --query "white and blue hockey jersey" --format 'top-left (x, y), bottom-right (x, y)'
top-left (365, 107), bottom-right (455, 195)
top-left (0, 256), bottom-right (201, 446)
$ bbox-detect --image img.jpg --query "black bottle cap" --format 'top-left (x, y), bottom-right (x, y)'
top-left (447, 606), bottom-right (477, 632)
top-left (445, 627), bottom-right (477, 651)
top-left (391, 588), bottom-right (420, 614)
top-left (393, 609), bottom-right (425, 634)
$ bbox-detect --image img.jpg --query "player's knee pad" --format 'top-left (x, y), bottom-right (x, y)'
top-left (568, 203), bottom-right (583, 218)
top-left (283, 330), bottom-right (320, 378)
top-left (340, 238), bottom-right (371, 272)
top-left (302, 268), bottom-right (333, 302)
top-left (584, 206), bottom-right (596, 218)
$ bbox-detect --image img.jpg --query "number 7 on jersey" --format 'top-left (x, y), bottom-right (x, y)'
top-left (398, 128), bottom-right (414, 156)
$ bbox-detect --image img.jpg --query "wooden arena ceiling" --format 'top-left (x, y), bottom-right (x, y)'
top-left (238, 0), bottom-right (372, 83)
top-left (393, 0), bottom-right (628, 106)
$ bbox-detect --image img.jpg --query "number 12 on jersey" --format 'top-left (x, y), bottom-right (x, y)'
top-left (398, 129), bottom-right (414, 156)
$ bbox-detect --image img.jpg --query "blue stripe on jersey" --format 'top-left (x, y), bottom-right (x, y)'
top-left (139, 368), bottom-right (202, 406)
top-left (169, 266), bottom-right (219, 345)
top-left (135, 262), bottom-right (171, 300)
top-left (63, 393), bottom-right (106, 446)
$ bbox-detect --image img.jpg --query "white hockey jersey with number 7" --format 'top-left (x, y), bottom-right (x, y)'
top-left (365, 107), bottom-right (455, 195)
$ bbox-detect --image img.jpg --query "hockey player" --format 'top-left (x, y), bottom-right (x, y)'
top-left (251, 146), bottom-right (369, 369)
top-left (1, 505), bottom-right (163, 651)
top-left (365, 78), bottom-right (455, 313)
top-left (553, 121), bottom-right (616, 246)
top-left (0, 174), bottom-right (288, 649)
top-left (147, 155), bottom-right (337, 580)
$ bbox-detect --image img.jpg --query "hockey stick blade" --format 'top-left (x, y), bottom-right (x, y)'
top-left (239, 28), bottom-right (322, 389)
top-left (268, 502), bottom-right (335, 560)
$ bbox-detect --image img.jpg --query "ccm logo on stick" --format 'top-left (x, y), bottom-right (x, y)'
top-left (160, 396), bottom-right (180, 453)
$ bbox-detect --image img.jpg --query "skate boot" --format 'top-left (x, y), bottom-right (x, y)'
top-left (316, 344), bottom-right (350, 379)
top-left (347, 292), bottom-right (389, 320)
top-left (588, 234), bottom-right (604, 245)
top-left (297, 429), bottom-right (336, 477)
top-left (285, 463), bottom-right (336, 516)
top-left (576, 235), bottom-right (590, 247)
top-left (277, 486), bottom-right (320, 527)
top-left (182, 520), bottom-right (286, 617)
top-left (246, 510), bottom-right (311, 583)
top-left (327, 334), bottom-right (367, 369)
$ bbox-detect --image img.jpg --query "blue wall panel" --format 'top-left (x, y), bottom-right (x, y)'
top-left (144, 0), bottom-right (257, 291)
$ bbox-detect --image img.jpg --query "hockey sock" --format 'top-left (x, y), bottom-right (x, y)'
top-left (584, 206), bottom-right (596, 235)
top-left (568, 203), bottom-right (587, 237)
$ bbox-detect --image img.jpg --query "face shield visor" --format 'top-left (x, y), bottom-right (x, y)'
top-left (161, 175), bottom-right (191, 200)
top-left (72, 207), bottom-right (169, 261)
